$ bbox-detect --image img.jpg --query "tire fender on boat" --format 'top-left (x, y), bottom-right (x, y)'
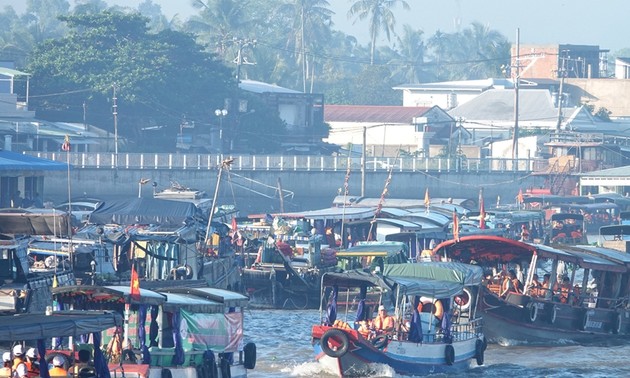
top-left (547, 304), bottom-right (558, 324)
top-left (243, 342), bottom-right (257, 369)
top-left (475, 339), bottom-right (484, 366)
top-left (613, 312), bottom-right (624, 334)
top-left (526, 302), bottom-right (538, 322)
top-left (371, 334), bottom-right (389, 349)
top-left (580, 310), bottom-right (589, 330)
top-left (320, 328), bottom-right (350, 358)
top-left (444, 344), bottom-right (455, 366)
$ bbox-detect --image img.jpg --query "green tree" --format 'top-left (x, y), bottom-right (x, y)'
top-left (347, 0), bottom-right (410, 65)
top-left (348, 65), bottom-right (399, 105)
top-left (26, 11), bottom-right (235, 151)
top-left (389, 24), bottom-right (433, 84)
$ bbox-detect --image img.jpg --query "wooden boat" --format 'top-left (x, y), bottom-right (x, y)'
top-left (0, 310), bottom-right (125, 377)
top-left (52, 284), bottom-right (256, 378)
top-left (434, 235), bottom-right (630, 345)
top-left (312, 262), bottom-right (486, 377)
top-left (548, 212), bottom-right (587, 244)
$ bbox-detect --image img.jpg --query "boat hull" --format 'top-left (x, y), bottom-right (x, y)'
top-left (312, 325), bottom-right (481, 377)
top-left (480, 290), bottom-right (630, 345)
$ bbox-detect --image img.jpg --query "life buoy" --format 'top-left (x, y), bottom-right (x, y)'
top-left (475, 339), bottom-right (484, 366)
top-left (526, 302), bottom-right (538, 323)
top-left (160, 368), bottom-right (173, 378)
top-left (454, 288), bottom-right (472, 312)
top-left (243, 342), bottom-right (257, 369)
top-left (444, 344), bottom-right (455, 366)
top-left (320, 328), bottom-right (349, 358)
top-left (219, 357), bottom-right (231, 378)
top-left (372, 334), bottom-right (388, 349)
top-left (418, 298), bottom-right (444, 320)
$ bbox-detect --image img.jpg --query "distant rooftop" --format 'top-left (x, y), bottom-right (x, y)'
top-left (325, 105), bottom-right (432, 123)
top-left (239, 79), bottom-right (302, 94)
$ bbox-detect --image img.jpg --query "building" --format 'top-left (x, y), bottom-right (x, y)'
top-left (511, 44), bottom-right (608, 80)
top-left (323, 105), bottom-right (457, 157)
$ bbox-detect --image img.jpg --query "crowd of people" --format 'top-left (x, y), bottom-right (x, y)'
top-left (0, 344), bottom-right (95, 378)
top-left (489, 268), bottom-right (582, 306)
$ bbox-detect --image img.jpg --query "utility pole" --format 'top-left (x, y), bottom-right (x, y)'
top-left (556, 50), bottom-right (567, 132)
top-left (300, 1), bottom-right (307, 93)
top-left (511, 28), bottom-right (520, 161)
top-left (112, 84), bottom-right (118, 168)
top-left (234, 38), bottom-right (256, 83)
top-left (361, 126), bottom-right (366, 197)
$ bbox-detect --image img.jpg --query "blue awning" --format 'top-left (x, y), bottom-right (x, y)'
top-left (0, 150), bottom-right (68, 171)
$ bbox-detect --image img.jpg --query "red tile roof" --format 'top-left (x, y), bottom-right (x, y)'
top-left (324, 105), bottom-right (432, 123)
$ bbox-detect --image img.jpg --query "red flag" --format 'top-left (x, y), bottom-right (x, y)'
top-left (61, 134), bottom-right (71, 151)
top-left (424, 188), bottom-right (430, 208)
top-left (231, 217), bottom-right (237, 231)
top-left (479, 196), bottom-right (486, 229)
top-left (453, 210), bottom-right (459, 242)
top-left (130, 264), bottom-right (140, 301)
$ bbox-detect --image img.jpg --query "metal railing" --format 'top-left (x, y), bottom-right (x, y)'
top-left (28, 152), bottom-right (538, 173)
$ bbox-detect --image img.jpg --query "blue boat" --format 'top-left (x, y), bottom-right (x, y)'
top-left (311, 262), bottom-right (486, 377)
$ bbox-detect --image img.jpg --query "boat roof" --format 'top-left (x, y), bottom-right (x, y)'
top-left (370, 218), bottom-right (423, 232)
top-left (561, 202), bottom-right (619, 211)
top-left (0, 210), bottom-right (71, 236)
top-left (550, 213), bottom-right (584, 222)
top-left (563, 245), bottom-right (630, 267)
top-left (158, 287), bottom-right (249, 308)
top-left (336, 241), bottom-right (407, 257)
top-left (523, 195), bottom-right (591, 204)
top-left (322, 262), bottom-right (482, 298)
top-left (433, 235), bottom-right (577, 263)
top-left (599, 224), bottom-right (630, 236)
top-left (52, 285), bottom-right (167, 306)
top-left (160, 292), bottom-right (224, 313)
top-left (0, 310), bottom-right (122, 341)
top-left (276, 207), bottom-right (375, 221)
top-left (384, 262), bottom-right (483, 287)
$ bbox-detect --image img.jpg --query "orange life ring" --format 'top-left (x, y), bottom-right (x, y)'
top-left (417, 298), bottom-right (444, 320)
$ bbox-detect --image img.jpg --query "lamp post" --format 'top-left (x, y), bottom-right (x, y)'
top-left (215, 108), bottom-right (228, 154)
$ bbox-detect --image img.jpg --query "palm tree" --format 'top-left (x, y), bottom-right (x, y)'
top-left (278, 0), bottom-right (334, 91)
top-left (347, 0), bottom-right (410, 65)
top-left (389, 24), bottom-right (433, 84)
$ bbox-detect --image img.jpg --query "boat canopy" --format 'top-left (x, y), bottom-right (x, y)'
top-left (160, 292), bottom-right (224, 313)
top-left (565, 245), bottom-right (630, 267)
top-left (433, 235), bottom-right (577, 263)
top-left (550, 213), bottom-right (585, 222)
top-left (276, 207), bottom-right (375, 222)
top-left (599, 224), bottom-right (630, 236)
top-left (52, 285), bottom-right (167, 306)
top-left (384, 262), bottom-right (483, 287)
top-left (322, 263), bottom-right (482, 299)
top-left (523, 195), bottom-right (591, 205)
top-left (0, 210), bottom-right (71, 235)
top-left (0, 310), bottom-right (122, 341)
top-left (336, 241), bottom-right (408, 257)
top-left (159, 287), bottom-right (249, 308)
top-left (560, 249), bottom-right (626, 272)
top-left (88, 198), bottom-right (201, 228)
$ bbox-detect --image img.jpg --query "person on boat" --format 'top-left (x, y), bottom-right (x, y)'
top-left (528, 274), bottom-right (542, 296)
top-left (48, 355), bottom-right (68, 377)
top-left (372, 305), bottom-right (395, 334)
top-left (520, 225), bottom-right (530, 241)
top-left (356, 319), bottom-right (373, 339)
top-left (540, 274), bottom-right (551, 298)
top-left (0, 352), bottom-right (12, 378)
top-left (500, 270), bottom-right (521, 297)
top-left (24, 348), bottom-right (39, 377)
top-left (570, 228), bottom-right (583, 242)
top-left (70, 349), bottom-right (94, 377)
top-left (556, 275), bottom-right (573, 304)
top-left (11, 345), bottom-right (27, 377)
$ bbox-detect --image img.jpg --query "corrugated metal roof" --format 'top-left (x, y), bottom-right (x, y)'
top-left (0, 150), bottom-right (68, 171)
top-left (580, 165), bottom-right (630, 177)
top-left (325, 105), bottom-right (431, 123)
top-left (239, 79), bottom-right (302, 94)
top-left (448, 89), bottom-right (570, 122)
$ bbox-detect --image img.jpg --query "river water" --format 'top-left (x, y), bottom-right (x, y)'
top-left (243, 309), bottom-right (630, 378)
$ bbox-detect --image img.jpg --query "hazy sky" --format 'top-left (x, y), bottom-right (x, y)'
top-left (3, 0), bottom-right (630, 52)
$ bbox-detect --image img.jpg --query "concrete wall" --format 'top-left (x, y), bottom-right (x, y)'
top-left (565, 78), bottom-right (630, 117)
top-left (42, 167), bottom-right (546, 214)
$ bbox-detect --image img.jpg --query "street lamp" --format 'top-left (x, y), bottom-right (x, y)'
top-left (215, 109), bottom-right (228, 154)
